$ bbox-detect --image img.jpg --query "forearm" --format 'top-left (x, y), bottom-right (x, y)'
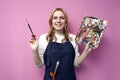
top-left (77, 49), bottom-right (90, 65)
top-left (32, 50), bottom-right (42, 66)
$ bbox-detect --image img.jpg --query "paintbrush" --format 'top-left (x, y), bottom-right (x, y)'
top-left (25, 19), bottom-right (36, 39)
top-left (50, 61), bottom-right (59, 80)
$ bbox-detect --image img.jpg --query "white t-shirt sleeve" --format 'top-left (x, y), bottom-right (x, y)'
top-left (37, 33), bottom-right (48, 67)
top-left (74, 43), bottom-right (80, 67)
top-left (69, 34), bottom-right (80, 67)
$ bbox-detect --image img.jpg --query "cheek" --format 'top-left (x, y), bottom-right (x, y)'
top-left (62, 21), bottom-right (66, 26)
top-left (62, 20), bottom-right (66, 23)
top-left (52, 20), bottom-right (56, 24)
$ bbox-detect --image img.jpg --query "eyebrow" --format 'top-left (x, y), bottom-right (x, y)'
top-left (53, 15), bottom-right (65, 18)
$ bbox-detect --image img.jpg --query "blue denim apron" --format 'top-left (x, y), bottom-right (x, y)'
top-left (44, 40), bottom-right (76, 80)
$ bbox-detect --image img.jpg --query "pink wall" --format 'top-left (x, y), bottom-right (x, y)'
top-left (0, 0), bottom-right (120, 80)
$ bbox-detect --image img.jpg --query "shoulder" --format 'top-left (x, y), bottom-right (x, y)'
top-left (39, 33), bottom-right (47, 38)
top-left (38, 33), bottom-right (48, 44)
top-left (69, 33), bottom-right (76, 41)
top-left (68, 33), bottom-right (76, 46)
top-left (39, 33), bottom-right (48, 41)
top-left (69, 33), bottom-right (76, 37)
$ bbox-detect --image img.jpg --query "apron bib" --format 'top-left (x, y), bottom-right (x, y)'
top-left (44, 40), bottom-right (76, 80)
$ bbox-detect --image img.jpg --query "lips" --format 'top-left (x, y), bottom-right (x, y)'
top-left (55, 23), bottom-right (62, 27)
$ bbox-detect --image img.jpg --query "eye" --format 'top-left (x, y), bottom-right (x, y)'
top-left (53, 16), bottom-right (57, 19)
top-left (60, 16), bottom-right (65, 19)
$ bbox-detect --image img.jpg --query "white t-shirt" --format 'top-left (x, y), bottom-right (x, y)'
top-left (37, 33), bottom-right (80, 67)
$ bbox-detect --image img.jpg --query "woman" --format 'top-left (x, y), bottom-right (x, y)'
top-left (29, 8), bottom-right (91, 80)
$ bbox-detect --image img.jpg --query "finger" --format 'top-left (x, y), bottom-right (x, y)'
top-left (29, 38), bottom-right (35, 41)
top-left (31, 37), bottom-right (36, 41)
top-left (86, 41), bottom-right (91, 46)
top-left (32, 35), bottom-right (36, 40)
top-left (85, 42), bottom-right (92, 50)
top-left (29, 40), bottom-right (33, 44)
top-left (93, 44), bottom-right (99, 49)
top-left (29, 38), bottom-right (35, 43)
top-left (31, 37), bottom-right (35, 40)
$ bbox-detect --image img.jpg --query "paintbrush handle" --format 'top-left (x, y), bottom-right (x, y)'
top-left (25, 19), bottom-right (35, 38)
top-left (32, 34), bottom-right (36, 40)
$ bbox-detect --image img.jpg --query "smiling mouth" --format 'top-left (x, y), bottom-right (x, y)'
top-left (55, 24), bottom-right (62, 27)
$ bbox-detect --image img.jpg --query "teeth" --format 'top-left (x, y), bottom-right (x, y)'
top-left (56, 24), bottom-right (62, 26)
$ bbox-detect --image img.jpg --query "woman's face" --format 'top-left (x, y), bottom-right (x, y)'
top-left (52, 10), bottom-right (66, 32)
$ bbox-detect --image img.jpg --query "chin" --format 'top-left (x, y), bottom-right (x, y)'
top-left (54, 27), bottom-right (64, 31)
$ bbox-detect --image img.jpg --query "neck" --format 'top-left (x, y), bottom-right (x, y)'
top-left (54, 30), bottom-right (65, 43)
top-left (54, 30), bottom-right (64, 35)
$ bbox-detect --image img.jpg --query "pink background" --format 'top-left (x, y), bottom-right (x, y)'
top-left (0, 0), bottom-right (120, 80)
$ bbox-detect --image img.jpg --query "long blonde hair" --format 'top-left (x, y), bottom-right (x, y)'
top-left (46, 8), bottom-right (70, 42)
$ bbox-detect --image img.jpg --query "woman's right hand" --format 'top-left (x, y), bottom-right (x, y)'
top-left (29, 37), bottom-right (38, 52)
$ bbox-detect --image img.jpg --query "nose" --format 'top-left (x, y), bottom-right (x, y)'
top-left (57, 18), bottom-right (61, 22)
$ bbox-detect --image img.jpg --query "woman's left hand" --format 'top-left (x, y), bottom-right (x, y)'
top-left (84, 42), bottom-right (92, 53)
